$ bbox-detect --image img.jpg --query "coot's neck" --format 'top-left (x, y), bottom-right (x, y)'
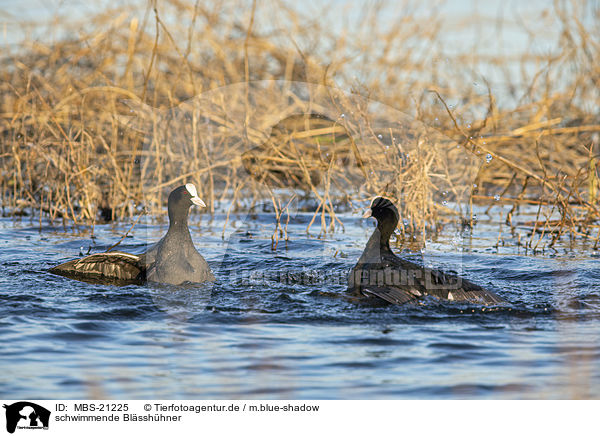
top-left (167, 204), bottom-right (191, 233)
top-left (370, 215), bottom-right (397, 252)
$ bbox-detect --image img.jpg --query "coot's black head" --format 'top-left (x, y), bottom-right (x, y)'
top-left (363, 197), bottom-right (399, 242)
top-left (167, 183), bottom-right (206, 226)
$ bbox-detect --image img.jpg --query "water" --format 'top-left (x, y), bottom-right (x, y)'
top-left (1, 206), bottom-right (599, 399)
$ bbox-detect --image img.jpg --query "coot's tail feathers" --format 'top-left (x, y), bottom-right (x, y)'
top-left (49, 252), bottom-right (145, 283)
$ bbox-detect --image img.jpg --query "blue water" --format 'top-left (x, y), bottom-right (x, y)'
top-left (1, 207), bottom-right (599, 399)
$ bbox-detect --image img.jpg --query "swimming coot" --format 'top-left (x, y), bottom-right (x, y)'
top-left (348, 197), bottom-right (503, 305)
top-left (49, 184), bottom-right (215, 285)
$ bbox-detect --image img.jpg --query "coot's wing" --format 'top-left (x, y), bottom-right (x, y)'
top-left (348, 258), bottom-right (425, 305)
top-left (360, 286), bottom-right (419, 304)
top-left (421, 268), bottom-right (504, 304)
top-left (49, 252), bottom-right (144, 282)
top-left (385, 255), bottom-right (504, 305)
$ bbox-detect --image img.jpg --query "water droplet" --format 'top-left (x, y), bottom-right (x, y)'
top-left (442, 200), bottom-right (448, 205)
top-left (494, 194), bottom-right (500, 201)
top-left (377, 134), bottom-right (383, 139)
top-left (340, 113), bottom-right (345, 118)
top-left (467, 124), bottom-right (471, 128)
top-left (486, 153), bottom-right (493, 163)
top-left (473, 183), bottom-right (477, 188)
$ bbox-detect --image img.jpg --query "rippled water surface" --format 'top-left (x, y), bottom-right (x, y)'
top-left (1, 207), bottom-right (600, 399)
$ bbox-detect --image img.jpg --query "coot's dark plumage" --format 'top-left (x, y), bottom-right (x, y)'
top-left (49, 184), bottom-right (215, 285)
top-left (348, 197), bottom-right (503, 305)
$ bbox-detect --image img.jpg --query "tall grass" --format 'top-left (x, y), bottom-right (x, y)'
top-left (1, 0), bottom-right (599, 247)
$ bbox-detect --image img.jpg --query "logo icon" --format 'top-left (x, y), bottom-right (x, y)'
top-left (3, 402), bottom-right (50, 434)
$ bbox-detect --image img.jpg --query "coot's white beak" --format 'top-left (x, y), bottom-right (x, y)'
top-left (185, 183), bottom-right (206, 207)
top-left (191, 197), bottom-right (206, 207)
top-left (362, 208), bottom-right (372, 218)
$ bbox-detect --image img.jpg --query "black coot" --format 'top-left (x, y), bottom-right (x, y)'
top-left (49, 184), bottom-right (215, 285)
top-left (348, 197), bottom-right (503, 305)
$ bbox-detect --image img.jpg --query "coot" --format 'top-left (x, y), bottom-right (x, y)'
top-left (49, 184), bottom-right (215, 285)
top-left (348, 197), bottom-right (503, 305)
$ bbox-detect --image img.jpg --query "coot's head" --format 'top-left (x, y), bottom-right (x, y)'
top-left (168, 184), bottom-right (206, 225)
top-left (169, 183), bottom-right (206, 208)
top-left (363, 197), bottom-right (399, 228)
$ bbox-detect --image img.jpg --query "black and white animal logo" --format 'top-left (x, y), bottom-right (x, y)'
top-left (3, 402), bottom-right (50, 434)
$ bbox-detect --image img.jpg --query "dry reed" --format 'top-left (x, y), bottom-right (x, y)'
top-left (1, 0), bottom-right (599, 247)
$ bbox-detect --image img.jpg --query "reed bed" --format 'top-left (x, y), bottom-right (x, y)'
top-left (1, 0), bottom-right (599, 248)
